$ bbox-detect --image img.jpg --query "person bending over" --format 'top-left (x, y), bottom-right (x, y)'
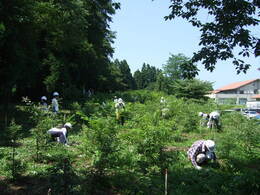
top-left (47, 122), bottom-right (72, 145)
top-left (187, 140), bottom-right (217, 170)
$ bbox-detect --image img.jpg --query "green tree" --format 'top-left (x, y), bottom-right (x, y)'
top-left (155, 72), bottom-right (170, 92)
top-left (114, 59), bottom-right (136, 90)
top-left (163, 53), bottom-right (199, 80)
top-left (164, 0), bottom-right (259, 73)
top-left (0, 0), bottom-right (121, 102)
top-left (170, 79), bottom-right (213, 100)
top-left (134, 63), bottom-right (161, 89)
top-left (133, 70), bottom-right (143, 89)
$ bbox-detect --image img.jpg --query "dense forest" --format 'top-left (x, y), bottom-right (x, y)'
top-left (0, 0), bottom-right (217, 103)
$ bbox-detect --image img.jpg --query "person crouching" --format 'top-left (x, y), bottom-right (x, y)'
top-left (187, 140), bottom-right (217, 170)
top-left (198, 112), bottom-right (209, 127)
top-left (47, 122), bottom-right (72, 145)
top-left (208, 111), bottom-right (221, 129)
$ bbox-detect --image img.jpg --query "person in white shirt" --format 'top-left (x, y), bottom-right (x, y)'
top-left (208, 111), bottom-right (221, 129)
top-left (47, 122), bottom-right (72, 145)
top-left (115, 98), bottom-right (125, 125)
top-left (198, 112), bottom-right (210, 127)
top-left (114, 96), bottom-right (118, 104)
top-left (160, 96), bottom-right (166, 105)
top-left (52, 92), bottom-right (59, 113)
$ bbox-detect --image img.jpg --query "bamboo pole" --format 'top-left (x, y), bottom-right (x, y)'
top-left (165, 168), bottom-right (168, 195)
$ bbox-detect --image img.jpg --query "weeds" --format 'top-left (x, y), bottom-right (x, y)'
top-left (0, 90), bottom-right (259, 194)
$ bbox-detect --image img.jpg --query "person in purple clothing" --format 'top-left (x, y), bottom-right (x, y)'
top-left (187, 140), bottom-right (217, 170)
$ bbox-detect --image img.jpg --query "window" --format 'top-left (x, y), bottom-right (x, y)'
top-left (239, 90), bottom-right (244, 94)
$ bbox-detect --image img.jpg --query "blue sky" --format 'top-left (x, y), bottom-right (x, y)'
top-left (110, 0), bottom-right (260, 89)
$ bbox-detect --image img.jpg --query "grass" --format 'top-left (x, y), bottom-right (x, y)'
top-left (0, 90), bottom-right (259, 194)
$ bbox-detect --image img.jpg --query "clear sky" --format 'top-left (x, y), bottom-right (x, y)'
top-left (109, 0), bottom-right (260, 89)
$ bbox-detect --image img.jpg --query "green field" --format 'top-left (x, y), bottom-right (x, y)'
top-left (0, 90), bottom-right (259, 194)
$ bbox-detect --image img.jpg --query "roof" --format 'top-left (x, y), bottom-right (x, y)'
top-left (213, 79), bottom-right (259, 94)
top-left (252, 94), bottom-right (260, 99)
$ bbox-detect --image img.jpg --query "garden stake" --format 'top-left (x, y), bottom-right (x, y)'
top-left (165, 168), bottom-right (168, 195)
top-left (36, 137), bottom-right (39, 162)
top-left (12, 139), bottom-right (15, 180)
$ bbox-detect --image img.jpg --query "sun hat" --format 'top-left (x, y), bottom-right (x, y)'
top-left (118, 98), bottom-right (123, 103)
top-left (64, 122), bottom-right (72, 128)
top-left (53, 92), bottom-right (59, 96)
top-left (204, 140), bottom-right (215, 152)
top-left (41, 96), bottom-right (47, 101)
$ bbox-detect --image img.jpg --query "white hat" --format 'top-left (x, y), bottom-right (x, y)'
top-left (64, 122), bottom-right (72, 128)
top-left (118, 98), bottom-right (123, 103)
top-left (204, 140), bottom-right (215, 152)
top-left (53, 92), bottom-right (59, 96)
top-left (196, 153), bottom-right (206, 164)
top-left (41, 96), bottom-right (47, 101)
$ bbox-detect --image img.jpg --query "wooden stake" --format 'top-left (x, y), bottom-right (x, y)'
top-left (165, 168), bottom-right (168, 195)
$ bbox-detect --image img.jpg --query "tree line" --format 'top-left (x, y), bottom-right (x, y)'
top-left (0, 0), bottom-right (214, 105)
top-left (0, 0), bottom-right (121, 102)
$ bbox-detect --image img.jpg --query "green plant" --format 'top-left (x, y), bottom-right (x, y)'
top-left (4, 140), bottom-right (27, 180)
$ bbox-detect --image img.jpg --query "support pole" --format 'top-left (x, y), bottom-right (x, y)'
top-left (165, 168), bottom-right (168, 195)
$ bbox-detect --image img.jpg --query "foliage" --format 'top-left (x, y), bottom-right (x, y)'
top-left (46, 145), bottom-right (77, 194)
top-left (0, 90), bottom-right (259, 194)
top-left (170, 79), bottom-right (213, 100)
top-left (0, 0), bottom-right (120, 101)
top-left (83, 117), bottom-right (120, 175)
top-left (134, 63), bottom-right (161, 89)
top-left (114, 59), bottom-right (136, 90)
top-left (3, 140), bottom-right (27, 180)
top-left (164, 0), bottom-right (259, 73)
top-left (163, 53), bottom-right (199, 80)
top-left (2, 120), bottom-right (22, 145)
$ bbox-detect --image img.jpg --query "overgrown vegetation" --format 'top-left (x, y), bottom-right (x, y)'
top-left (0, 90), bottom-right (259, 194)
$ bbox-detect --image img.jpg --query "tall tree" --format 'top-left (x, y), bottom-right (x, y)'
top-left (164, 0), bottom-right (259, 74)
top-left (134, 63), bottom-right (161, 89)
top-left (0, 0), bottom-right (120, 101)
top-left (114, 59), bottom-right (136, 90)
top-left (170, 79), bottom-right (213, 100)
top-left (163, 53), bottom-right (199, 80)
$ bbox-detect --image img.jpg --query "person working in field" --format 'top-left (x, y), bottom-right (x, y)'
top-left (40, 96), bottom-right (48, 111)
top-left (187, 140), bottom-right (217, 170)
top-left (199, 112), bottom-right (209, 127)
top-left (52, 92), bottom-right (59, 114)
top-left (47, 122), bottom-right (72, 145)
top-left (207, 111), bottom-right (221, 129)
top-left (160, 96), bottom-right (166, 106)
top-left (115, 98), bottom-right (125, 125)
top-left (114, 96), bottom-right (118, 104)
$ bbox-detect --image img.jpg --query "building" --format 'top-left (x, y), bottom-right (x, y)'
top-left (251, 94), bottom-right (260, 101)
top-left (208, 79), bottom-right (260, 104)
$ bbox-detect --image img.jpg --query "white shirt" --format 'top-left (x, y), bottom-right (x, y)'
top-left (114, 98), bottom-right (118, 104)
top-left (160, 98), bottom-right (166, 104)
top-left (52, 98), bottom-right (59, 112)
top-left (47, 127), bottom-right (67, 144)
top-left (115, 102), bottom-right (125, 109)
top-left (209, 111), bottom-right (220, 120)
